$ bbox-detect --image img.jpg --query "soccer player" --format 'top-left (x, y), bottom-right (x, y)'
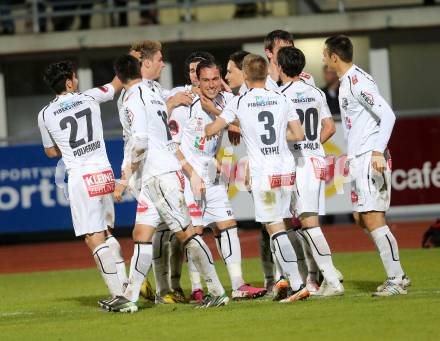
top-left (205, 54), bottom-right (309, 303)
top-left (106, 54), bottom-right (228, 311)
top-left (38, 61), bottom-right (126, 306)
top-left (121, 41), bottom-right (194, 304)
top-left (323, 35), bottom-right (410, 296)
top-left (225, 50), bottom-right (250, 94)
top-left (169, 59), bottom-right (267, 300)
top-left (278, 46), bottom-right (344, 296)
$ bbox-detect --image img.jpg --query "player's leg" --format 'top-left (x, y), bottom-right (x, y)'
top-left (69, 171), bottom-right (124, 302)
top-left (85, 231), bottom-right (124, 299)
top-left (169, 233), bottom-right (186, 301)
top-left (285, 219), bottom-right (307, 284)
top-left (300, 213), bottom-right (344, 296)
top-left (147, 171), bottom-right (228, 307)
top-left (152, 225), bottom-right (174, 303)
top-left (259, 227), bottom-right (276, 292)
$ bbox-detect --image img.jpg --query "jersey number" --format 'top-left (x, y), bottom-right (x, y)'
top-left (157, 110), bottom-right (172, 141)
top-left (59, 108), bottom-right (93, 149)
top-left (296, 108), bottom-right (318, 141)
top-left (258, 111), bottom-right (276, 145)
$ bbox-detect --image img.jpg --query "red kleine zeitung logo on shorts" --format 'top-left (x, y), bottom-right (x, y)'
top-left (82, 170), bottom-right (115, 197)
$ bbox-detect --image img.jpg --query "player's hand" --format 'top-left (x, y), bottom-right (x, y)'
top-left (228, 121), bottom-right (241, 146)
top-left (191, 86), bottom-right (201, 96)
top-left (221, 79), bottom-right (232, 93)
top-left (200, 94), bottom-right (217, 115)
top-left (171, 91), bottom-right (194, 108)
top-left (371, 151), bottom-right (386, 174)
top-left (190, 172), bottom-right (206, 202)
top-left (113, 181), bottom-right (127, 202)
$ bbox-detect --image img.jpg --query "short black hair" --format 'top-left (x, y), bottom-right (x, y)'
top-left (277, 47), bottom-right (305, 78)
top-left (264, 30), bottom-right (294, 52)
top-left (184, 51), bottom-right (215, 83)
top-left (113, 54), bottom-right (141, 84)
top-left (196, 59), bottom-right (220, 79)
top-left (325, 35), bottom-right (353, 63)
top-left (229, 51), bottom-right (250, 70)
top-left (43, 61), bottom-right (76, 94)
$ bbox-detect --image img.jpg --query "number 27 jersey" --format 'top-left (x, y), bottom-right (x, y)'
top-left (37, 85), bottom-right (115, 171)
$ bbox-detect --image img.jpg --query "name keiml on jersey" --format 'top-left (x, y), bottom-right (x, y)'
top-left (261, 146), bottom-right (279, 155)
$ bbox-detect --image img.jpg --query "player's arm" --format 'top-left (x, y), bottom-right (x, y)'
top-left (287, 120), bottom-right (304, 141)
top-left (205, 97), bottom-right (238, 137)
top-left (320, 100), bottom-right (336, 144)
top-left (114, 100), bottom-right (149, 201)
top-left (355, 80), bottom-right (396, 173)
top-left (285, 98), bottom-right (305, 141)
top-left (38, 111), bottom-right (61, 158)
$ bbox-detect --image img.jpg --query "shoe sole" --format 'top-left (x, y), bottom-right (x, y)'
top-left (372, 290), bottom-right (407, 297)
top-left (280, 290), bottom-right (310, 303)
top-left (112, 305), bottom-right (138, 313)
top-left (232, 290), bottom-right (267, 301)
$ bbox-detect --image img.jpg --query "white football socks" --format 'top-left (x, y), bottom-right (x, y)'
top-left (152, 229), bottom-right (171, 295)
top-left (270, 231), bottom-right (303, 291)
top-left (187, 254), bottom-right (203, 291)
top-left (105, 235), bottom-right (127, 285)
top-left (169, 233), bottom-right (184, 290)
top-left (302, 227), bottom-right (340, 287)
top-left (185, 235), bottom-right (225, 296)
top-left (287, 229), bottom-right (308, 283)
top-left (92, 243), bottom-right (123, 297)
top-left (371, 225), bottom-right (404, 282)
top-left (297, 229), bottom-right (319, 283)
top-left (220, 227), bottom-right (245, 290)
top-left (125, 242), bottom-right (153, 302)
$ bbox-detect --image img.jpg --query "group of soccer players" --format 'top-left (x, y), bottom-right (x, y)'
top-left (38, 29), bottom-right (410, 313)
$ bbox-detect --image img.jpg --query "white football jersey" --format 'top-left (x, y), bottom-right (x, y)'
top-left (220, 88), bottom-right (298, 177)
top-left (38, 84), bottom-right (115, 171)
top-left (169, 91), bottom-right (234, 184)
top-left (239, 72), bottom-right (315, 95)
top-left (338, 64), bottom-right (393, 158)
top-left (279, 80), bottom-right (332, 157)
top-left (121, 82), bottom-right (180, 180)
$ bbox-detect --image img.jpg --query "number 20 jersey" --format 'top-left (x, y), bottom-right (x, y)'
top-left (37, 85), bottom-right (115, 171)
top-left (221, 88), bottom-right (299, 177)
top-left (279, 80), bottom-right (332, 158)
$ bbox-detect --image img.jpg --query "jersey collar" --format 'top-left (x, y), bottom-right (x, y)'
top-left (339, 64), bottom-right (356, 82)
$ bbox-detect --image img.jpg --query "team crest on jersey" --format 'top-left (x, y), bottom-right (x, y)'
top-left (169, 119), bottom-right (179, 136)
top-left (352, 75), bottom-right (358, 85)
top-left (189, 117), bottom-right (204, 132)
top-left (360, 91), bottom-right (374, 106)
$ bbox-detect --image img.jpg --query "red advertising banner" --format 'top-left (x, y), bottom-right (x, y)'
top-left (389, 116), bottom-right (440, 206)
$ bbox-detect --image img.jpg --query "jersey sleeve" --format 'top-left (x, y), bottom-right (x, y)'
top-left (83, 83), bottom-right (115, 104)
top-left (300, 72), bottom-right (316, 86)
top-left (220, 96), bottom-right (239, 124)
top-left (37, 110), bottom-right (54, 148)
top-left (353, 75), bottom-right (396, 153)
top-left (168, 105), bottom-right (189, 144)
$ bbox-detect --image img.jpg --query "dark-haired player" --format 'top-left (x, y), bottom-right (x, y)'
top-left (38, 61), bottom-right (126, 307)
top-left (278, 46), bottom-right (344, 296)
top-left (323, 35), bottom-right (410, 296)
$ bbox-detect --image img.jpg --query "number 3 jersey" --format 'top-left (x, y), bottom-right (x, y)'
top-left (37, 85), bottom-right (115, 171)
top-left (220, 88), bottom-right (299, 178)
top-left (119, 82), bottom-right (180, 180)
top-left (169, 92), bottom-right (234, 185)
top-left (279, 80), bottom-right (332, 158)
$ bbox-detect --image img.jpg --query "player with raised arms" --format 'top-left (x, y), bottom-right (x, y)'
top-left (38, 61), bottom-right (126, 307)
top-left (323, 35), bottom-right (410, 296)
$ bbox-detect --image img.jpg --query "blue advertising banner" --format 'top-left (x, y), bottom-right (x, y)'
top-left (0, 139), bottom-right (136, 234)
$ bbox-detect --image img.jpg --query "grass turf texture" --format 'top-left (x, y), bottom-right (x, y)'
top-left (0, 249), bottom-right (439, 340)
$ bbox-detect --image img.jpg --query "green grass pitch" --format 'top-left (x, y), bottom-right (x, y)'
top-left (1, 248), bottom-right (439, 340)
